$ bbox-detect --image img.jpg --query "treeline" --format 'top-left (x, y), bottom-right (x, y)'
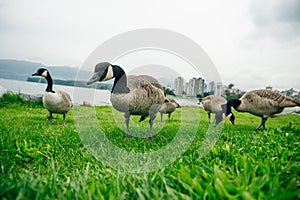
top-left (27, 77), bottom-right (112, 90)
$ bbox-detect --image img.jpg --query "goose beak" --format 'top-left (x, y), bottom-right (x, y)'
top-left (87, 72), bottom-right (101, 85)
top-left (87, 62), bottom-right (113, 85)
top-left (32, 72), bottom-right (38, 76)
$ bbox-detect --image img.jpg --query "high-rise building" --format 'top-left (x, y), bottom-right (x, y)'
top-left (214, 82), bottom-right (224, 96)
top-left (174, 77), bottom-right (219, 97)
top-left (186, 78), bottom-right (196, 97)
top-left (208, 81), bottom-right (215, 94)
top-left (195, 77), bottom-right (205, 97)
top-left (186, 77), bottom-right (205, 97)
top-left (174, 77), bottom-right (184, 96)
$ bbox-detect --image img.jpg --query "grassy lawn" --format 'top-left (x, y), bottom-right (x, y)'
top-left (0, 94), bottom-right (299, 199)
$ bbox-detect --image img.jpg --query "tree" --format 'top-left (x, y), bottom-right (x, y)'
top-left (196, 94), bottom-right (203, 98)
top-left (163, 87), bottom-right (175, 96)
top-left (203, 92), bottom-right (210, 97)
top-left (228, 83), bottom-right (234, 90)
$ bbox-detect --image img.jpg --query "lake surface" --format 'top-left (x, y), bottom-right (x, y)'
top-left (0, 78), bottom-right (198, 106)
top-left (0, 78), bottom-right (111, 106)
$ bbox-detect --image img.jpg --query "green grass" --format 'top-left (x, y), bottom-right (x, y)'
top-left (0, 96), bottom-right (299, 199)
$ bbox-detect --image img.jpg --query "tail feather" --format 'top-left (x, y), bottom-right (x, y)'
top-left (281, 96), bottom-right (300, 107)
top-left (139, 115), bottom-right (148, 122)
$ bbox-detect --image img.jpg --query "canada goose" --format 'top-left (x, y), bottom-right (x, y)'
top-left (225, 89), bottom-right (300, 130)
top-left (159, 97), bottom-right (180, 121)
top-left (32, 68), bottom-right (72, 124)
top-left (87, 62), bottom-right (165, 138)
top-left (200, 95), bottom-right (235, 126)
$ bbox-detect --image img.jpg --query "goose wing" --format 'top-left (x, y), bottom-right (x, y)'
top-left (252, 89), bottom-right (300, 107)
top-left (136, 75), bottom-right (164, 90)
top-left (201, 97), bottom-right (212, 112)
top-left (57, 91), bottom-right (73, 107)
top-left (57, 91), bottom-right (71, 102)
top-left (127, 75), bottom-right (163, 90)
top-left (43, 91), bottom-right (72, 114)
top-left (202, 95), bottom-right (226, 113)
top-left (238, 90), bottom-right (295, 117)
top-left (126, 75), bottom-right (164, 115)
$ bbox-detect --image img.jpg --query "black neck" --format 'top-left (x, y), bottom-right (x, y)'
top-left (226, 99), bottom-right (241, 116)
top-left (111, 65), bottom-right (130, 94)
top-left (45, 74), bottom-right (55, 93)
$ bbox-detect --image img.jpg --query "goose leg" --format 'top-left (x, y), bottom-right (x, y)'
top-left (124, 113), bottom-right (130, 137)
top-left (48, 112), bottom-right (53, 124)
top-left (255, 117), bottom-right (267, 130)
top-left (160, 112), bottom-right (163, 122)
top-left (62, 113), bottom-right (66, 125)
top-left (139, 115), bottom-right (147, 122)
top-left (168, 113), bottom-right (171, 121)
top-left (149, 114), bottom-right (156, 139)
top-left (207, 113), bottom-right (211, 124)
top-left (262, 117), bottom-right (267, 130)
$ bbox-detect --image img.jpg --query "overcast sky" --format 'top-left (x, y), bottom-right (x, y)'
top-left (0, 0), bottom-right (299, 91)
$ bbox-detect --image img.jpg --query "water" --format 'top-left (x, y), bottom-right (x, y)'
top-left (0, 78), bottom-right (111, 106)
top-left (0, 78), bottom-right (199, 106)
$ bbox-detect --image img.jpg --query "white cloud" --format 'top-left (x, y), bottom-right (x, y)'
top-left (0, 0), bottom-right (299, 91)
top-left (249, 0), bottom-right (300, 42)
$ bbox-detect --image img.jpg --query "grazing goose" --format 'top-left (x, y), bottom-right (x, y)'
top-left (225, 89), bottom-right (300, 130)
top-left (87, 62), bottom-right (165, 138)
top-left (200, 95), bottom-right (235, 126)
top-left (159, 97), bottom-right (180, 121)
top-left (32, 68), bottom-right (72, 124)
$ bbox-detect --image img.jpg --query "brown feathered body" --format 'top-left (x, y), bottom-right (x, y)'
top-left (110, 75), bottom-right (164, 116)
top-left (236, 89), bottom-right (300, 118)
top-left (201, 95), bottom-right (228, 125)
top-left (43, 91), bottom-right (72, 114)
top-left (226, 89), bottom-right (300, 130)
top-left (159, 97), bottom-right (179, 121)
top-left (202, 95), bottom-right (227, 114)
top-left (87, 63), bottom-right (165, 138)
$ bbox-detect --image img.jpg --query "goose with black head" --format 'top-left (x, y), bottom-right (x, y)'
top-left (32, 68), bottom-right (72, 124)
top-left (225, 89), bottom-right (300, 130)
top-left (87, 62), bottom-right (164, 138)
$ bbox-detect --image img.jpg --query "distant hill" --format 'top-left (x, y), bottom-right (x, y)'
top-left (0, 59), bottom-right (175, 89)
top-left (0, 59), bottom-right (92, 81)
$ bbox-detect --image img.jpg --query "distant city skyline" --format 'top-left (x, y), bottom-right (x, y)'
top-left (172, 76), bottom-right (300, 100)
top-left (174, 76), bottom-right (223, 97)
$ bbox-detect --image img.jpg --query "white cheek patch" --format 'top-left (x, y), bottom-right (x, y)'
top-left (103, 65), bottom-right (114, 81)
top-left (41, 70), bottom-right (48, 77)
